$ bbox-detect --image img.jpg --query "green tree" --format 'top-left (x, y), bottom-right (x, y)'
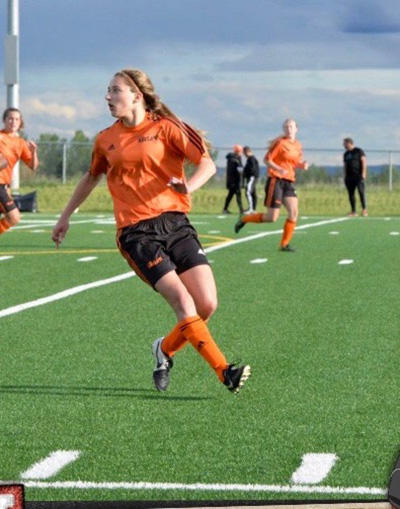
top-left (67, 130), bottom-right (93, 177)
top-left (37, 133), bottom-right (65, 179)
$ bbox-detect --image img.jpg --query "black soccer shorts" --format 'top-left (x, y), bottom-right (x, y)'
top-left (0, 185), bottom-right (17, 214)
top-left (264, 177), bottom-right (297, 209)
top-left (117, 212), bottom-right (209, 288)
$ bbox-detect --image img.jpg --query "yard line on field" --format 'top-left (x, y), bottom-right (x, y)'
top-left (0, 217), bottom-right (348, 320)
top-left (206, 217), bottom-right (349, 254)
top-left (20, 451), bottom-right (80, 480)
top-left (0, 272), bottom-right (134, 319)
top-left (291, 453), bottom-right (338, 484)
top-left (18, 480), bottom-right (386, 496)
top-left (12, 219), bottom-right (107, 230)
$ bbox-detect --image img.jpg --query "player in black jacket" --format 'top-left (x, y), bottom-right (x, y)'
top-left (343, 138), bottom-right (368, 217)
top-left (243, 146), bottom-right (259, 213)
top-left (223, 144), bottom-right (244, 214)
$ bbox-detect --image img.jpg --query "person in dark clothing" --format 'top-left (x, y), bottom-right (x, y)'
top-left (243, 146), bottom-right (259, 213)
top-left (223, 144), bottom-right (244, 214)
top-left (343, 138), bottom-right (368, 217)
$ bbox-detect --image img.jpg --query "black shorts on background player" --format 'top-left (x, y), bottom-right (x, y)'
top-left (0, 185), bottom-right (17, 213)
top-left (264, 177), bottom-right (297, 209)
top-left (117, 212), bottom-right (209, 288)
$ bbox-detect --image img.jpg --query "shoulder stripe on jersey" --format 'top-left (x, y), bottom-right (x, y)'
top-left (166, 117), bottom-right (205, 155)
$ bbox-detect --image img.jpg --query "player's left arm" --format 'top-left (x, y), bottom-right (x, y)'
top-left (27, 140), bottom-right (39, 170)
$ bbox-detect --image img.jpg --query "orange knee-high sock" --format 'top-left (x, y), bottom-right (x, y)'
top-left (161, 321), bottom-right (189, 358)
top-left (177, 315), bottom-right (228, 382)
top-left (280, 219), bottom-right (296, 247)
top-left (243, 212), bottom-right (264, 224)
top-left (161, 316), bottom-right (213, 358)
top-left (0, 218), bottom-right (11, 235)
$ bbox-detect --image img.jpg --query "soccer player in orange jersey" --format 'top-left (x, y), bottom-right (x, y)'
top-left (0, 108), bottom-right (39, 236)
top-left (52, 69), bottom-right (250, 394)
top-left (235, 118), bottom-right (308, 252)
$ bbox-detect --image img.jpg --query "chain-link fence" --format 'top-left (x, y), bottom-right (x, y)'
top-left (19, 141), bottom-right (400, 190)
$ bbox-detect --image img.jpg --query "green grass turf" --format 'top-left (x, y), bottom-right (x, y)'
top-left (0, 213), bottom-right (399, 503)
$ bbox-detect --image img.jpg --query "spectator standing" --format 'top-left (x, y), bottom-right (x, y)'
top-left (222, 144), bottom-right (244, 214)
top-left (343, 137), bottom-right (368, 217)
top-left (243, 146), bottom-right (259, 213)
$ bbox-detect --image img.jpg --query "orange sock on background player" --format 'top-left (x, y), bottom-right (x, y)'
top-left (163, 315), bottom-right (228, 382)
top-left (281, 218), bottom-right (296, 247)
top-left (243, 212), bottom-right (264, 224)
top-left (0, 218), bottom-right (11, 235)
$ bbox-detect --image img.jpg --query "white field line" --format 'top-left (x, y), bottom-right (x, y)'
top-left (20, 451), bottom-right (80, 480)
top-left (0, 217), bottom-right (347, 320)
top-left (0, 272), bottom-right (134, 319)
top-left (206, 217), bottom-right (348, 254)
top-left (18, 480), bottom-right (386, 495)
top-left (11, 219), bottom-right (105, 230)
top-left (291, 453), bottom-right (338, 484)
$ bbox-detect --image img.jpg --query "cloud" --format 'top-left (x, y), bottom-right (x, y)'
top-left (25, 98), bottom-right (76, 120)
top-left (23, 96), bottom-right (103, 122)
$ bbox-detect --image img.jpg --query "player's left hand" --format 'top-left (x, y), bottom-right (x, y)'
top-left (168, 177), bottom-right (189, 194)
top-left (303, 161), bottom-right (309, 171)
top-left (27, 140), bottom-right (37, 152)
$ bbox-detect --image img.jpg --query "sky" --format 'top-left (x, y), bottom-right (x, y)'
top-left (0, 0), bottom-right (399, 166)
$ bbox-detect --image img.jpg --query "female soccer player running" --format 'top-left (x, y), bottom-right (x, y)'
top-left (235, 118), bottom-right (308, 252)
top-left (0, 108), bottom-right (39, 236)
top-left (52, 69), bottom-right (250, 394)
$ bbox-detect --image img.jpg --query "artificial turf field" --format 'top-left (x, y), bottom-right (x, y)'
top-left (0, 212), bottom-right (399, 505)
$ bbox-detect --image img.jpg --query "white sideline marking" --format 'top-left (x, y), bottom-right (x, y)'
top-left (0, 217), bottom-right (347, 320)
top-left (291, 453), bottom-right (338, 484)
top-left (77, 256), bottom-right (98, 262)
top-left (206, 217), bottom-right (349, 254)
top-left (338, 259), bottom-right (354, 265)
top-left (208, 230), bottom-right (221, 234)
top-left (329, 231), bottom-right (340, 235)
top-left (20, 450), bottom-right (81, 480)
top-left (31, 229), bottom-right (46, 233)
top-left (91, 230), bottom-right (104, 234)
top-left (0, 256), bottom-right (14, 261)
top-left (390, 231), bottom-right (399, 236)
top-left (250, 258), bottom-right (268, 264)
top-left (17, 480), bottom-right (386, 495)
top-left (0, 272), bottom-right (134, 319)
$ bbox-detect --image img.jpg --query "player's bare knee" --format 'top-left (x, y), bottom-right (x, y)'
top-left (198, 296), bottom-right (218, 321)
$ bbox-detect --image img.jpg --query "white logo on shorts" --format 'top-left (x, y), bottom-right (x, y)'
top-left (198, 248), bottom-right (205, 256)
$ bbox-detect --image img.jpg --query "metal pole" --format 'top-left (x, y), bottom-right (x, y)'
top-left (388, 151), bottom-right (393, 192)
top-left (4, 0), bottom-right (20, 191)
top-left (62, 142), bottom-right (68, 184)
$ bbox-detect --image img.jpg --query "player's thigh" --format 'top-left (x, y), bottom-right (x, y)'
top-left (179, 264), bottom-right (218, 321)
top-left (155, 271), bottom-right (197, 320)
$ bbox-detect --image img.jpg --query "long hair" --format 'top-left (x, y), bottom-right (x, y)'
top-left (2, 107), bottom-right (25, 130)
top-left (115, 69), bottom-right (211, 151)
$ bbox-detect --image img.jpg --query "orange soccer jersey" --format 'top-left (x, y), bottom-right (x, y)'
top-left (89, 114), bottom-right (209, 228)
top-left (265, 137), bottom-right (304, 182)
top-left (0, 130), bottom-right (33, 185)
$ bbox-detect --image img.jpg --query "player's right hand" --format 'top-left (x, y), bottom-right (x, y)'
top-left (52, 219), bottom-right (69, 248)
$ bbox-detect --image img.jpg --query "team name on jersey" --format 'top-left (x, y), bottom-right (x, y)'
top-left (138, 134), bottom-right (159, 143)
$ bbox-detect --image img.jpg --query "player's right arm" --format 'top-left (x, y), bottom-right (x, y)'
top-left (52, 171), bottom-right (102, 247)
